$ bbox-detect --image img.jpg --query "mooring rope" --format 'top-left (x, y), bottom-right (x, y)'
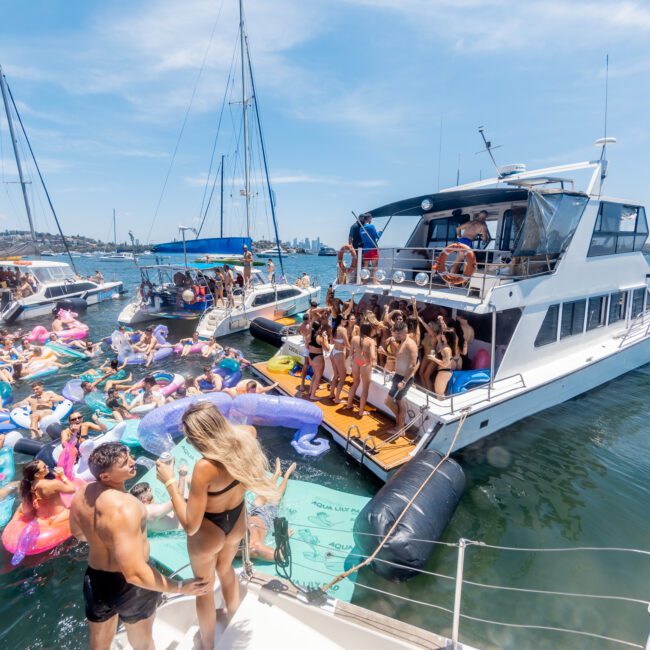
top-left (320, 408), bottom-right (470, 592)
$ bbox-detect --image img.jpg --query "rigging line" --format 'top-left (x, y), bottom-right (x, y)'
top-left (467, 542), bottom-right (650, 556)
top-left (457, 613), bottom-right (643, 650)
top-left (196, 157), bottom-right (223, 238)
top-left (284, 521), bottom-right (459, 547)
top-left (245, 33), bottom-right (284, 273)
top-left (145, 0), bottom-right (225, 244)
top-left (7, 83), bottom-right (77, 273)
top-left (196, 35), bottom-right (239, 237)
top-left (321, 409), bottom-right (469, 592)
top-left (460, 578), bottom-right (650, 607)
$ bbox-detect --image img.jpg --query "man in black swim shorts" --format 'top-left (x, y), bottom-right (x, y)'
top-left (70, 443), bottom-right (208, 649)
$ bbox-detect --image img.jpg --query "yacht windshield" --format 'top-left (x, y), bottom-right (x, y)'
top-left (513, 192), bottom-right (588, 256)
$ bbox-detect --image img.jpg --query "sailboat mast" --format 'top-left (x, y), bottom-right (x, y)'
top-left (239, 0), bottom-right (251, 239)
top-left (220, 154), bottom-right (225, 238)
top-left (0, 64), bottom-right (37, 243)
top-left (113, 209), bottom-right (117, 252)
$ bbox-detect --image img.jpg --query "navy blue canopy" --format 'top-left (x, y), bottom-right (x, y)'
top-left (366, 188), bottom-right (529, 218)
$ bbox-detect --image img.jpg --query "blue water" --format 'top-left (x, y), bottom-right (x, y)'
top-left (0, 254), bottom-right (648, 650)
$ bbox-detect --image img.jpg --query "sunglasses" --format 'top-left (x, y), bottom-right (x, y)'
top-left (69, 416), bottom-right (83, 422)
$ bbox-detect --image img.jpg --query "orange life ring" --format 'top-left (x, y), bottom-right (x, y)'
top-left (337, 245), bottom-right (357, 273)
top-left (433, 243), bottom-right (476, 286)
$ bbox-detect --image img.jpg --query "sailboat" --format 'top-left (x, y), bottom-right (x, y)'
top-left (0, 64), bottom-right (124, 323)
top-left (119, 0), bottom-right (319, 331)
top-left (100, 209), bottom-right (135, 260)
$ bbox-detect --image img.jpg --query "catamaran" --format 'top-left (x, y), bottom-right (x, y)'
top-left (255, 139), bottom-right (650, 481)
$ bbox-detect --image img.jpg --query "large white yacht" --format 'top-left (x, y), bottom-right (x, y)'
top-left (264, 146), bottom-right (650, 481)
top-left (0, 260), bottom-right (123, 323)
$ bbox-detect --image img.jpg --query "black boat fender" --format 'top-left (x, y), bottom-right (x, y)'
top-left (54, 297), bottom-right (88, 313)
top-left (250, 317), bottom-right (289, 347)
top-left (353, 449), bottom-right (466, 581)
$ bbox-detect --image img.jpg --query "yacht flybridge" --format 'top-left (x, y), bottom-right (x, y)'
top-left (262, 147), bottom-right (650, 481)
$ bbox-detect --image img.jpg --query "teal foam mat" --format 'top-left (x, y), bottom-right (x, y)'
top-left (136, 439), bottom-right (368, 602)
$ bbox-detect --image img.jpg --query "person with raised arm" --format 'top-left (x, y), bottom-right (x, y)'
top-left (70, 443), bottom-right (208, 650)
top-left (156, 403), bottom-right (278, 650)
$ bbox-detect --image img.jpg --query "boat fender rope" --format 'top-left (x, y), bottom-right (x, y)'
top-left (321, 409), bottom-right (470, 592)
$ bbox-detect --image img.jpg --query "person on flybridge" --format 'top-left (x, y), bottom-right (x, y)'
top-left (450, 210), bottom-right (490, 275)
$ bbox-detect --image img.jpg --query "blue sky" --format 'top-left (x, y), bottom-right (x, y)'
top-left (0, 0), bottom-right (649, 248)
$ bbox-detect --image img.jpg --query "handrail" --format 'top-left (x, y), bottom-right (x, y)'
top-left (359, 435), bottom-right (377, 468)
top-left (618, 309), bottom-right (650, 349)
top-left (345, 425), bottom-right (361, 455)
top-left (347, 245), bottom-right (559, 298)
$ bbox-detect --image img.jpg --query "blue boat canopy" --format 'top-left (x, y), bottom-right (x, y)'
top-left (151, 236), bottom-right (252, 255)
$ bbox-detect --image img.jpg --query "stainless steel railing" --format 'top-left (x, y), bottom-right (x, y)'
top-left (340, 246), bottom-right (560, 299)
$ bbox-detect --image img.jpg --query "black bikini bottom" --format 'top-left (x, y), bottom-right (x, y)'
top-left (203, 501), bottom-right (245, 535)
top-left (308, 351), bottom-right (323, 361)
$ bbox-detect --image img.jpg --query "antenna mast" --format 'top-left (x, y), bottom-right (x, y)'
top-left (0, 64), bottom-right (36, 243)
top-left (239, 0), bottom-right (251, 239)
top-left (477, 126), bottom-right (502, 177)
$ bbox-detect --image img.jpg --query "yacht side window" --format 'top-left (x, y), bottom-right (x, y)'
top-left (631, 288), bottom-right (646, 319)
top-left (607, 291), bottom-right (627, 325)
top-left (534, 304), bottom-right (559, 347)
top-left (586, 295), bottom-right (607, 330)
top-left (560, 299), bottom-right (586, 339)
top-left (588, 203), bottom-right (648, 256)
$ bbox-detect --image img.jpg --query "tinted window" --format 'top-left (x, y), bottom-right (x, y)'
top-left (65, 282), bottom-right (95, 294)
top-left (535, 304), bottom-right (559, 347)
top-left (560, 300), bottom-right (586, 339)
top-left (44, 286), bottom-right (64, 298)
top-left (251, 292), bottom-right (276, 307)
top-left (589, 203), bottom-right (648, 257)
top-left (586, 296), bottom-right (606, 330)
top-left (276, 289), bottom-right (301, 300)
top-left (631, 288), bottom-right (646, 319)
top-left (607, 291), bottom-right (627, 324)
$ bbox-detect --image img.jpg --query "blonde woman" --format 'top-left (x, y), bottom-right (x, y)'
top-left (156, 402), bottom-right (277, 650)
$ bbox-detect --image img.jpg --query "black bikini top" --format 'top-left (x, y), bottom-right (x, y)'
top-left (207, 478), bottom-right (240, 497)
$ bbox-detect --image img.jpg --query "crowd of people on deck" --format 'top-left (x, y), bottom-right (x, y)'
top-left (296, 288), bottom-right (476, 432)
top-left (0, 266), bottom-right (38, 298)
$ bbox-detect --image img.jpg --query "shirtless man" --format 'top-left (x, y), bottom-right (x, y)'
top-left (223, 379), bottom-right (278, 398)
top-left (384, 321), bottom-right (419, 433)
top-left (223, 265), bottom-right (235, 308)
top-left (195, 366), bottom-right (223, 393)
top-left (24, 382), bottom-right (64, 439)
top-left (70, 443), bottom-right (208, 650)
top-left (127, 376), bottom-right (165, 411)
top-left (242, 245), bottom-right (253, 290)
top-left (451, 210), bottom-right (490, 275)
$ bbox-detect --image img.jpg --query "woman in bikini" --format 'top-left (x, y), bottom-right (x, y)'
top-left (19, 459), bottom-right (76, 524)
top-left (428, 329), bottom-right (459, 398)
top-left (307, 320), bottom-right (329, 401)
top-left (418, 317), bottom-right (440, 390)
top-left (156, 402), bottom-right (278, 650)
top-left (345, 322), bottom-right (376, 415)
top-left (328, 315), bottom-right (350, 403)
top-left (60, 411), bottom-right (107, 447)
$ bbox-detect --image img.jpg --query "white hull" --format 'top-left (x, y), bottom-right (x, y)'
top-left (2, 281), bottom-right (123, 324)
top-left (196, 285), bottom-right (320, 339)
top-left (271, 324), bottom-right (650, 482)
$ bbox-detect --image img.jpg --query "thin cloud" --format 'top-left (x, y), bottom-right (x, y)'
top-left (184, 171), bottom-right (386, 188)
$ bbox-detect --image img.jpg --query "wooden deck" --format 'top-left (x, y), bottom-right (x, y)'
top-left (253, 362), bottom-right (417, 471)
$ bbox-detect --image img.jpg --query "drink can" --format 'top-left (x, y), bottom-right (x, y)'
top-left (159, 452), bottom-right (173, 465)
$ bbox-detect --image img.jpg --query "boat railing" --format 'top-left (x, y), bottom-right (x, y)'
top-left (617, 308), bottom-right (650, 349)
top-left (374, 364), bottom-right (526, 416)
top-left (342, 246), bottom-right (559, 299)
top-left (284, 532), bottom-right (650, 650)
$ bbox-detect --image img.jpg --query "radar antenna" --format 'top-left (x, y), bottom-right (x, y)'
top-left (476, 126), bottom-right (503, 177)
